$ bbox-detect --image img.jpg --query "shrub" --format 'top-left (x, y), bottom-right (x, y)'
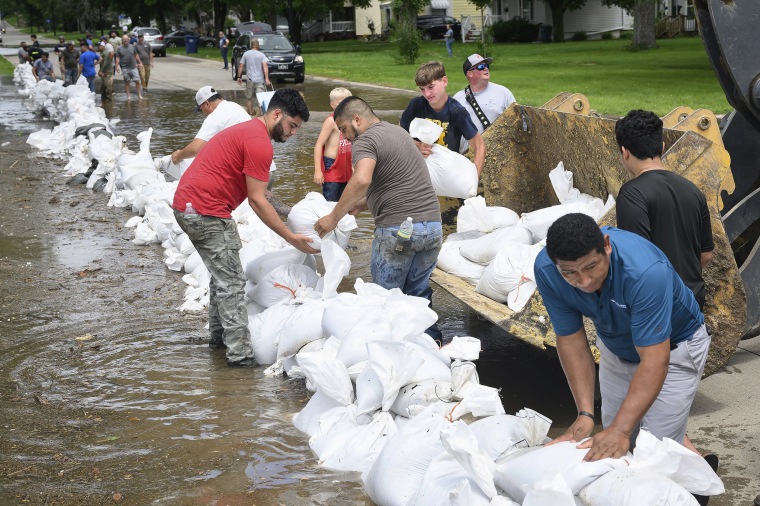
top-left (491, 17), bottom-right (540, 43)
top-left (571, 31), bottom-right (588, 41)
top-left (620, 30), bottom-right (633, 40)
top-left (601, 31), bottom-right (613, 40)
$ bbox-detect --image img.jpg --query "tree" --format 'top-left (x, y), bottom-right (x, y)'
top-left (602, 0), bottom-right (657, 49)
top-left (467, 0), bottom-right (491, 51)
top-left (392, 0), bottom-right (427, 64)
top-left (544, 0), bottom-right (586, 42)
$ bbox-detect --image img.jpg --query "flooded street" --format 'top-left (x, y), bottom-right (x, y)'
top-left (0, 76), bottom-right (576, 505)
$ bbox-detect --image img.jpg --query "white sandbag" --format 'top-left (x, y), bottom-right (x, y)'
top-left (320, 237), bottom-right (351, 300)
top-left (578, 468), bottom-right (699, 506)
top-left (133, 221), bottom-right (158, 245)
top-left (287, 192), bottom-right (357, 250)
top-left (390, 381), bottom-right (453, 418)
top-left (549, 161), bottom-right (580, 205)
top-left (407, 342), bottom-right (453, 385)
top-left (426, 145), bottom-right (479, 199)
top-left (523, 474), bottom-right (577, 506)
top-left (440, 336), bottom-right (481, 361)
top-left (494, 441), bottom-right (626, 503)
top-left (250, 264), bottom-right (319, 308)
top-left (440, 420), bottom-right (498, 499)
top-left (446, 230), bottom-right (486, 242)
top-left (476, 243), bottom-right (541, 303)
top-left (183, 250), bottom-right (203, 273)
top-left (292, 389), bottom-right (342, 438)
top-left (468, 409), bottom-right (552, 461)
top-left (436, 240), bottom-right (486, 286)
top-left (335, 310), bottom-right (395, 367)
top-left (488, 206), bottom-right (520, 230)
top-left (629, 430), bottom-right (724, 496)
top-left (309, 405), bottom-right (397, 473)
top-left (252, 302), bottom-right (299, 365)
top-left (368, 341), bottom-right (426, 411)
top-left (384, 292), bottom-right (439, 342)
top-left (244, 246), bottom-right (314, 284)
top-left (355, 365), bottom-right (384, 418)
top-left (276, 298), bottom-right (326, 359)
top-left (408, 116), bottom-right (444, 145)
top-left (457, 196), bottom-right (495, 233)
top-left (296, 350), bottom-right (354, 405)
top-left (459, 225), bottom-right (534, 265)
top-left (362, 403), bottom-right (451, 506)
top-left (449, 383), bottom-right (505, 419)
top-left (246, 300), bottom-right (266, 316)
top-left (520, 199), bottom-right (607, 242)
top-left (412, 452), bottom-right (492, 506)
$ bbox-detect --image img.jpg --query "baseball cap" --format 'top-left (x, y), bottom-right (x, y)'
top-left (66, 41), bottom-right (75, 46)
top-left (100, 35), bottom-right (108, 40)
top-left (99, 41), bottom-right (106, 47)
top-left (463, 54), bottom-right (493, 74)
top-left (195, 86), bottom-right (218, 111)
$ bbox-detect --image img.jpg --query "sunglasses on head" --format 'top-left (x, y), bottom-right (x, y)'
top-left (475, 63), bottom-right (489, 71)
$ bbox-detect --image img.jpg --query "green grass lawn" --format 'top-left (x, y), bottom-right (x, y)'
top-left (300, 37), bottom-right (729, 117)
top-left (0, 56), bottom-right (16, 76)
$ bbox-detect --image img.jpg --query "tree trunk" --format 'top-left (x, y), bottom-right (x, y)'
top-left (632, 1), bottom-right (657, 49)
top-left (213, 0), bottom-right (228, 33)
top-left (551, 6), bottom-right (565, 42)
top-left (290, 11), bottom-right (303, 45)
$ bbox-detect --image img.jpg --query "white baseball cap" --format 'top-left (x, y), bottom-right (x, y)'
top-left (195, 86), bottom-right (218, 111)
top-left (463, 53), bottom-right (493, 74)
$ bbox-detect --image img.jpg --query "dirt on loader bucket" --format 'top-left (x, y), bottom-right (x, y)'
top-left (431, 94), bottom-right (746, 376)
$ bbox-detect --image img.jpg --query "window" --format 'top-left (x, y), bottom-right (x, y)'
top-left (521, 0), bottom-right (533, 20)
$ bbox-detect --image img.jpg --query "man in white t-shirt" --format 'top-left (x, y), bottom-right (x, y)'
top-left (453, 54), bottom-right (516, 139)
top-left (236, 39), bottom-right (270, 116)
top-left (169, 85), bottom-right (279, 192)
top-left (171, 86), bottom-right (252, 169)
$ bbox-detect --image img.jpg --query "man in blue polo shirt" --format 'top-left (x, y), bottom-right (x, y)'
top-left (534, 213), bottom-right (710, 463)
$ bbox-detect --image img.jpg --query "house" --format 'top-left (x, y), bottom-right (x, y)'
top-left (436, 0), bottom-right (633, 41)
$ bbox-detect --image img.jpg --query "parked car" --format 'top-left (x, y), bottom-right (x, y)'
top-left (133, 27), bottom-right (166, 57)
top-left (234, 21), bottom-right (273, 38)
top-left (231, 32), bottom-right (304, 84)
top-left (416, 15), bottom-right (462, 41)
top-left (163, 30), bottom-right (217, 48)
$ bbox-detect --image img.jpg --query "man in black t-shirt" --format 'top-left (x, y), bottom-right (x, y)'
top-left (399, 61), bottom-right (485, 177)
top-left (614, 110), bottom-right (717, 497)
top-left (614, 109), bottom-right (714, 310)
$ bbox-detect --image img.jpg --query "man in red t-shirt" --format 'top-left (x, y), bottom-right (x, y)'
top-left (172, 88), bottom-right (317, 367)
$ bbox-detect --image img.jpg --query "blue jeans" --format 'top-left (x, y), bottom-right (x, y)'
top-left (64, 68), bottom-right (78, 86)
top-left (446, 38), bottom-right (454, 57)
top-left (173, 210), bottom-right (255, 363)
top-left (372, 221), bottom-right (443, 338)
top-left (85, 75), bottom-right (95, 92)
top-left (221, 47), bottom-right (228, 69)
top-left (322, 182), bottom-right (347, 202)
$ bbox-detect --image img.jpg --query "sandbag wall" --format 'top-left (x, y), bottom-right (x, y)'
top-left (12, 66), bottom-right (724, 505)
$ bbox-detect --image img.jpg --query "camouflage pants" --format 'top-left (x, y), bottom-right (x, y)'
top-left (173, 210), bottom-right (254, 363)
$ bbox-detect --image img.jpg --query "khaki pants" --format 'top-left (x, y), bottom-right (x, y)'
top-left (138, 64), bottom-right (151, 89)
top-left (101, 73), bottom-right (114, 101)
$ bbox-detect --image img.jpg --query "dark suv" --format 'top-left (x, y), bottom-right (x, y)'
top-left (231, 33), bottom-right (305, 84)
top-left (417, 15), bottom-right (461, 41)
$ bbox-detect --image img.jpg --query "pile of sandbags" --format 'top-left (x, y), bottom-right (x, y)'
top-left (436, 163), bottom-right (615, 311)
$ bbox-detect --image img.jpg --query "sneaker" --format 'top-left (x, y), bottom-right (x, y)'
top-left (227, 357), bottom-right (256, 367)
top-left (693, 454), bottom-right (719, 506)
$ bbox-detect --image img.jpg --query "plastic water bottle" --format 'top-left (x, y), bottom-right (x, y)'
top-left (397, 217), bottom-right (414, 239)
top-left (395, 217), bottom-right (413, 252)
top-left (184, 202), bottom-right (197, 215)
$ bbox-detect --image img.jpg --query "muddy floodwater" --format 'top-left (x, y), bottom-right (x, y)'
top-left (0, 77), bottom-right (577, 505)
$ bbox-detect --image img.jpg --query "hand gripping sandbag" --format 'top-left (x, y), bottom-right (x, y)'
top-left (493, 440), bottom-right (628, 503)
top-left (408, 118), bottom-right (478, 199)
top-left (287, 192), bottom-right (357, 250)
